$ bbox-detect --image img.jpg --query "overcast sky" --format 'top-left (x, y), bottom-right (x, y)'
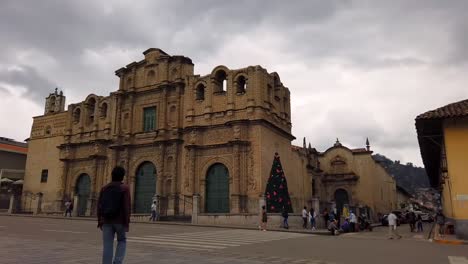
top-left (1, 0), bottom-right (467, 166)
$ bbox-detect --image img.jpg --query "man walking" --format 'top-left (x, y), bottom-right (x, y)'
top-left (302, 206), bottom-right (308, 229)
top-left (97, 166), bottom-right (131, 264)
top-left (387, 211), bottom-right (402, 239)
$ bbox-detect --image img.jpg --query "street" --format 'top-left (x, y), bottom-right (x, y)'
top-left (0, 216), bottom-right (466, 264)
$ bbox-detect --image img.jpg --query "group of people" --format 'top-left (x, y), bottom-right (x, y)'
top-left (300, 206), bottom-right (318, 230)
top-left (406, 211), bottom-right (424, 233)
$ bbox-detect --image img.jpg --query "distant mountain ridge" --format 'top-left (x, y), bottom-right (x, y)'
top-left (373, 154), bottom-right (430, 194)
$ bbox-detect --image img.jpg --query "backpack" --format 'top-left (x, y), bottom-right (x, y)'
top-left (100, 184), bottom-right (124, 219)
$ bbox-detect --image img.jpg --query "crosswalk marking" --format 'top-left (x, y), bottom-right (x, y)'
top-left (128, 229), bottom-right (309, 251)
top-left (449, 256), bottom-right (468, 264)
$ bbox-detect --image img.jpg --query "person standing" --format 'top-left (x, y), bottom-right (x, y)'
top-left (436, 211), bottom-right (446, 237)
top-left (349, 211), bottom-right (357, 232)
top-left (302, 206), bottom-right (308, 229)
top-left (309, 208), bottom-right (316, 230)
top-left (150, 201), bottom-right (158, 222)
top-left (281, 206), bottom-right (289, 229)
top-left (387, 211), bottom-right (402, 239)
top-left (260, 205), bottom-right (268, 231)
top-left (322, 208), bottom-right (329, 228)
top-left (417, 214), bottom-right (423, 233)
top-left (97, 166), bottom-right (131, 264)
top-left (408, 211), bottom-right (416, 232)
top-left (64, 200), bottom-right (72, 217)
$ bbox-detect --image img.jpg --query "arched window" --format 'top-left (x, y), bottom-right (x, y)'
top-left (45, 126), bottom-right (51, 135)
top-left (214, 70), bottom-right (227, 93)
top-left (86, 98), bottom-right (96, 124)
top-left (147, 70), bottom-right (155, 84)
top-left (236, 76), bottom-right (247, 94)
top-left (196, 83), bottom-right (205, 100)
top-left (73, 108), bottom-right (81, 124)
top-left (100, 103), bottom-right (108, 118)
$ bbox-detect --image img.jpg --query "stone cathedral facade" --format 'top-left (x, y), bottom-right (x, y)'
top-left (23, 48), bottom-right (396, 221)
top-left (23, 48), bottom-right (317, 217)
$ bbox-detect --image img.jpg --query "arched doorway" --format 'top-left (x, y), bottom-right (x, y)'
top-left (205, 163), bottom-right (229, 213)
top-left (76, 174), bottom-right (91, 216)
top-left (334, 188), bottom-right (349, 217)
top-left (134, 162), bottom-right (156, 213)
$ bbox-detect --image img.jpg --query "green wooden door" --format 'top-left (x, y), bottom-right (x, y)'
top-left (334, 189), bottom-right (349, 217)
top-left (76, 174), bottom-right (91, 216)
top-left (206, 163), bottom-right (229, 213)
top-left (134, 162), bottom-right (156, 213)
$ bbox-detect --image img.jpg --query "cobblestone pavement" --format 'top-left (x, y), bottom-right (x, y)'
top-left (0, 216), bottom-right (466, 264)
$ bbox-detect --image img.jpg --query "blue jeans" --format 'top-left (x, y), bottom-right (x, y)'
top-left (102, 224), bottom-right (126, 264)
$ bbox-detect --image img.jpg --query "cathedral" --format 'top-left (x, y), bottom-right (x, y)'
top-left (22, 48), bottom-right (396, 223)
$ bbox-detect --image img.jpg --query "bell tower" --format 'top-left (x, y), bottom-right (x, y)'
top-left (44, 88), bottom-right (66, 115)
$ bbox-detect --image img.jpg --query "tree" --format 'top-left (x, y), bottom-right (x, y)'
top-left (264, 153), bottom-right (293, 213)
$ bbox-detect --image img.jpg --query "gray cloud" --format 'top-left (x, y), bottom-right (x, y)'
top-left (1, 0), bottom-right (467, 165)
top-left (0, 65), bottom-right (55, 102)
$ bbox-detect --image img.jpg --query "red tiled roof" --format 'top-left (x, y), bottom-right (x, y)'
top-left (0, 143), bottom-right (28, 154)
top-left (416, 99), bottom-right (468, 120)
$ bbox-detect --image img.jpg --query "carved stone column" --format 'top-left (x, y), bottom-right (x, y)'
top-left (72, 195), bottom-right (79, 217)
top-left (191, 194), bottom-right (199, 224)
top-left (231, 144), bottom-right (241, 213)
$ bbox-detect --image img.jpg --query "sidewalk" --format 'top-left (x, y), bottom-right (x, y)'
top-left (431, 224), bottom-right (468, 245)
top-left (0, 213), bottom-right (331, 235)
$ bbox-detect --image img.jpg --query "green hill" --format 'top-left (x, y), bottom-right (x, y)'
top-left (373, 154), bottom-right (430, 194)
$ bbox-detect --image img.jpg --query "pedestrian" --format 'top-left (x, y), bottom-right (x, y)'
top-left (408, 211), bottom-right (416, 232)
top-left (340, 218), bottom-right (350, 233)
top-left (64, 200), bottom-right (72, 217)
top-left (328, 219), bottom-right (339, 235)
top-left (387, 211), bottom-right (402, 239)
top-left (417, 214), bottom-right (423, 233)
top-left (309, 208), bottom-right (316, 230)
top-left (97, 166), bottom-right (131, 264)
top-left (302, 206), bottom-right (308, 229)
top-left (322, 208), bottom-right (329, 228)
top-left (260, 205), bottom-right (268, 231)
top-left (281, 206), bottom-right (289, 229)
top-left (349, 211), bottom-right (357, 232)
top-left (435, 211), bottom-right (445, 237)
top-left (149, 200), bottom-right (158, 222)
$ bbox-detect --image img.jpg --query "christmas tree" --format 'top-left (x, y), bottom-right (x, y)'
top-left (265, 153), bottom-right (293, 213)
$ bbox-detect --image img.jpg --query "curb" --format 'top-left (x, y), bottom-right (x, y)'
top-left (433, 237), bottom-right (468, 245)
top-left (0, 213), bottom-right (331, 236)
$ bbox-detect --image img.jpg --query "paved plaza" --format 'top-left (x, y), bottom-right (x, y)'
top-left (0, 216), bottom-right (466, 264)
